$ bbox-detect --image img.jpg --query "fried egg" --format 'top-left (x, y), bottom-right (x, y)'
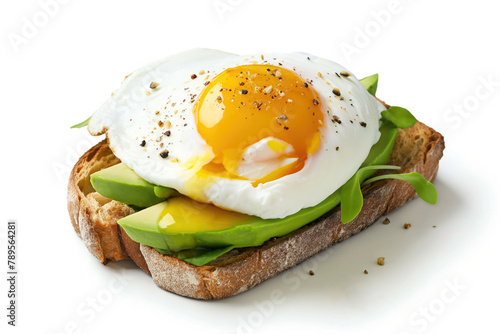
top-left (89, 49), bottom-right (386, 219)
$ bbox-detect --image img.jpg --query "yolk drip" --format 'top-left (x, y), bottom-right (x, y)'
top-left (194, 65), bottom-right (325, 183)
top-left (159, 196), bottom-right (253, 234)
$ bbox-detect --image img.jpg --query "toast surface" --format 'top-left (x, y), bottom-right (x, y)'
top-left (68, 121), bottom-right (444, 299)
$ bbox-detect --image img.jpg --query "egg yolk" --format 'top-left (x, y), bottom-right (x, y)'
top-left (159, 196), bottom-right (254, 234)
top-left (194, 65), bottom-right (325, 184)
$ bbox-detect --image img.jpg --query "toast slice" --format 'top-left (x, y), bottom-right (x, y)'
top-left (67, 121), bottom-right (444, 299)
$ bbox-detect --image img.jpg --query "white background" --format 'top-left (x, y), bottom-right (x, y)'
top-left (1, 0), bottom-right (499, 333)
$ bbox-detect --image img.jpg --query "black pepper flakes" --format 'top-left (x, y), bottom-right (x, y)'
top-left (331, 115), bottom-right (342, 124)
top-left (159, 150), bottom-right (169, 159)
top-left (254, 101), bottom-right (263, 109)
top-left (332, 88), bottom-right (341, 96)
top-left (340, 71), bottom-right (351, 77)
top-left (164, 130), bottom-right (171, 137)
top-left (191, 74), bottom-right (197, 80)
top-left (313, 99), bottom-right (319, 106)
top-left (240, 89), bottom-right (249, 95)
top-left (303, 82), bottom-right (309, 88)
top-left (140, 140), bottom-right (146, 147)
top-left (284, 126), bottom-right (289, 130)
top-left (360, 122), bottom-right (367, 127)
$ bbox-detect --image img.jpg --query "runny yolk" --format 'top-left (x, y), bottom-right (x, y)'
top-left (194, 64), bottom-right (325, 184)
top-left (159, 196), bottom-right (254, 234)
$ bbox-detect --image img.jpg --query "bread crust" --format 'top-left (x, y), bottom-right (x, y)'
top-left (67, 121), bottom-right (444, 298)
top-left (67, 140), bottom-right (133, 264)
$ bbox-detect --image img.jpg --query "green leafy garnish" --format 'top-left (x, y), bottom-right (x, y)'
top-left (70, 116), bottom-right (91, 129)
top-left (360, 73), bottom-right (378, 96)
top-left (340, 165), bottom-right (438, 224)
top-left (363, 172), bottom-right (438, 205)
top-left (340, 165), bottom-right (401, 223)
top-left (154, 246), bottom-right (235, 266)
top-left (178, 246), bottom-right (236, 266)
top-left (381, 106), bottom-right (417, 129)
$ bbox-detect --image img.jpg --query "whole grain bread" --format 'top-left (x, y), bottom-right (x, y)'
top-left (67, 121), bottom-right (444, 299)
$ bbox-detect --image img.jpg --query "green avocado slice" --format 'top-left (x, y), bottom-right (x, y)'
top-left (118, 120), bottom-right (398, 254)
top-left (90, 163), bottom-right (175, 207)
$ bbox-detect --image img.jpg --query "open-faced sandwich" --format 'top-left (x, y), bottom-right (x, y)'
top-left (68, 49), bottom-right (444, 299)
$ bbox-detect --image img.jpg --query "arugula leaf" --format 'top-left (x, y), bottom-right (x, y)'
top-left (360, 73), bottom-right (378, 96)
top-left (154, 247), bottom-right (172, 255)
top-left (340, 165), bottom-right (437, 223)
top-left (381, 106), bottom-right (417, 129)
top-left (340, 165), bottom-right (400, 223)
top-left (70, 116), bottom-right (91, 129)
top-left (155, 246), bottom-right (235, 266)
top-left (178, 246), bottom-right (236, 266)
top-left (339, 175), bottom-right (364, 224)
top-left (363, 172), bottom-right (438, 205)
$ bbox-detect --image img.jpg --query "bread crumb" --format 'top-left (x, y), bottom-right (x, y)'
top-left (433, 225), bottom-right (437, 228)
top-left (404, 223), bottom-right (412, 229)
top-left (364, 270), bottom-right (368, 274)
top-left (383, 218), bottom-right (390, 225)
top-left (377, 257), bottom-right (385, 266)
top-left (150, 82), bottom-right (159, 89)
top-left (309, 270), bottom-right (315, 276)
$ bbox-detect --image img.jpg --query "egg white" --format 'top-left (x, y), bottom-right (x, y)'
top-left (89, 49), bottom-right (386, 219)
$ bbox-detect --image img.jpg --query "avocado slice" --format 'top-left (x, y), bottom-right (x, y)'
top-left (90, 163), bottom-right (175, 207)
top-left (118, 120), bottom-right (398, 252)
top-left (119, 189), bottom-right (345, 255)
